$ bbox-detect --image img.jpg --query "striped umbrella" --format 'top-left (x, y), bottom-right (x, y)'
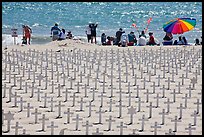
top-left (163, 18), bottom-right (196, 34)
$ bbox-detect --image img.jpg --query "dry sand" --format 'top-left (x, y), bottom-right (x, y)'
top-left (2, 39), bottom-right (202, 135)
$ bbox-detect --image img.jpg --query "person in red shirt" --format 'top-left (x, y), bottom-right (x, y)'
top-left (147, 32), bottom-right (156, 45)
top-left (23, 25), bottom-right (32, 45)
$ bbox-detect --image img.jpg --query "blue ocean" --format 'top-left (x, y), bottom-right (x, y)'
top-left (2, 2), bottom-right (202, 45)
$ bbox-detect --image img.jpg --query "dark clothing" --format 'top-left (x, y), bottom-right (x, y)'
top-left (114, 30), bottom-right (125, 45)
top-left (163, 35), bottom-right (172, 41)
top-left (101, 35), bottom-right (106, 45)
top-left (51, 26), bottom-right (61, 35)
top-left (90, 24), bottom-right (98, 37)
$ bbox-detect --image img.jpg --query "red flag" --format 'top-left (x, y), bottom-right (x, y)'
top-left (147, 17), bottom-right (152, 24)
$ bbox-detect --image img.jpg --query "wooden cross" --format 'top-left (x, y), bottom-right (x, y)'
top-left (82, 120), bottom-right (93, 135)
top-left (159, 109), bottom-right (168, 125)
top-left (164, 98), bottom-right (174, 113)
top-left (151, 122), bottom-right (161, 135)
top-left (47, 121), bottom-right (58, 135)
top-left (147, 102), bottom-right (154, 119)
top-left (11, 121), bottom-right (23, 135)
top-left (191, 110), bottom-right (199, 126)
top-left (194, 99), bottom-right (202, 114)
top-left (171, 116), bottom-right (181, 132)
top-left (138, 114), bottom-right (148, 132)
top-left (47, 97), bottom-right (57, 112)
top-left (40, 93), bottom-right (50, 108)
top-left (31, 108), bottom-right (41, 124)
top-left (116, 122), bottom-right (127, 135)
top-left (64, 108), bottom-right (73, 124)
top-left (76, 97), bottom-right (86, 112)
top-left (93, 107), bottom-right (106, 125)
top-left (92, 128), bottom-right (103, 135)
top-left (55, 101), bottom-right (65, 119)
top-left (24, 103), bottom-right (34, 118)
top-left (116, 100), bottom-right (126, 118)
top-left (154, 93), bottom-right (163, 108)
top-left (104, 115), bottom-right (115, 131)
top-left (72, 114), bottom-right (83, 131)
top-left (86, 101), bottom-right (95, 117)
top-left (185, 123), bottom-right (196, 135)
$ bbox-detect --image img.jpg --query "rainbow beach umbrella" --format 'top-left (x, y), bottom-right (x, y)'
top-left (163, 18), bottom-right (196, 34)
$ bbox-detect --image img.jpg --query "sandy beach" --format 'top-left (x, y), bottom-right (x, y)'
top-left (2, 39), bottom-right (202, 135)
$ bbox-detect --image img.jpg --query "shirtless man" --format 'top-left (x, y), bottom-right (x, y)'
top-left (23, 25), bottom-right (32, 45)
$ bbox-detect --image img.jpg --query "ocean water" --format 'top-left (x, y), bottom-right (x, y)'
top-left (2, 2), bottom-right (202, 45)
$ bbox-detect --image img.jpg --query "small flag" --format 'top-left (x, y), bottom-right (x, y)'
top-left (132, 23), bottom-right (136, 28)
top-left (147, 17), bottom-right (152, 24)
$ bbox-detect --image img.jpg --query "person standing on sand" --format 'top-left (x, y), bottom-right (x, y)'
top-left (22, 25), bottom-right (32, 45)
top-left (51, 23), bottom-right (61, 41)
top-left (114, 28), bottom-right (125, 45)
top-left (90, 22), bottom-right (98, 44)
top-left (85, 22), bottom-right (92, 43)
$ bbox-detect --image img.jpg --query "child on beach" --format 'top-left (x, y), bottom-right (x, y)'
top-left (21, 36), bottom-right (27, 46)
top-left (66, 31), bottom-right (73, 39)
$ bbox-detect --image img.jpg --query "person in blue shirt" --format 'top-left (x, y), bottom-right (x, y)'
top-left (51, 23), bottom-right (61, 41)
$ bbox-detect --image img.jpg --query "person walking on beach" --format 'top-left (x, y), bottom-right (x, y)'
top-left (85, 22), bottom-right (92, 43)
top-left (51, 23), bottom-right (61, 41)
top-left (22, 25), bottom-right (32, 45)
top-left (90, 22), bottom-right (98, 44)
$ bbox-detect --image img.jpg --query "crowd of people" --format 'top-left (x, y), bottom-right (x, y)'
top-left (21, 23), bottom-right (202, 46)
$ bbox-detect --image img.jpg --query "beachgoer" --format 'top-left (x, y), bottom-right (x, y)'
top-left (90, 23), bottom-right (98, 44)
top-left (51, 23), bottom-right (61, 41)
top-left (23, 25), bottom-right (32, 45)
top-left (177, 36), bottom-right (184, 45)
top-left (163, 32), bottom-right (173, 45)
top-left (120, 31), bottom-right (128, 47)
top-left (66, 30), bottom-right (73, 39)
top-left (106, 36), bottom-right (112, 45)
top-left (173, 40), bottom-right (178, 45)
top-left (138, 36), bottom-right (146, 46)
top-left (114, 28), bottom-right (125, 45)
top-left (22, 36), bottom-right (27, 45)
top-left (101, 33), bottom-right (106, 45)
top-left (182, 36), bottom-right (188, 45)
top-left (140, 30), bottom-right (146, 38)
top-left (163, 32), bottom-right (173, 41)
top-left (127, 31), bottom-right (137, 46)
top-left (85, 23), bottom-right (92, 43)
top-left (58, 29), bottom-right (66, 41)
top-left (195, 38), bottom-right (200, 45)
top-left (147, 32), bottom-right (157, 45)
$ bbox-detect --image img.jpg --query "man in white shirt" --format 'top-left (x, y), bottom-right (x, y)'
top-left (138, 36), bottom-right (146, 46)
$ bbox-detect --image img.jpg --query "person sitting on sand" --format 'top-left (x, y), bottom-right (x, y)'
top-left (127, 31), bottom-right (137, 46)
top-left (147, 32), bottom-right (157, 45)
top-left (120, 31), bottom-right (128, 47)
top-left (195, 38), bottom-right (200, 45)
top-left (51, 23), bottom-right (61, 41)
top-left (138, 35), bottom-right (146, 46)
top-left (177, 36), bottom-right (184, 45)
top-left (66, 30), bottom-right (73, 39)
top-left (101, 33), bottom-right (107, 45)
top-left (58, 29), bottom-right (66, 41)
top-left (140, 30), bottom-right (147, 38)
top-left (182, 36), bottom-right (188, 45)
top-left (173, 40), bottom-right (178, 45)
top-left (106, 36), bottom-right (112, 45)
top-left (23, 25), bottom-right (32, 45)
top-left (163, 32), bottom-right (173, 45)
